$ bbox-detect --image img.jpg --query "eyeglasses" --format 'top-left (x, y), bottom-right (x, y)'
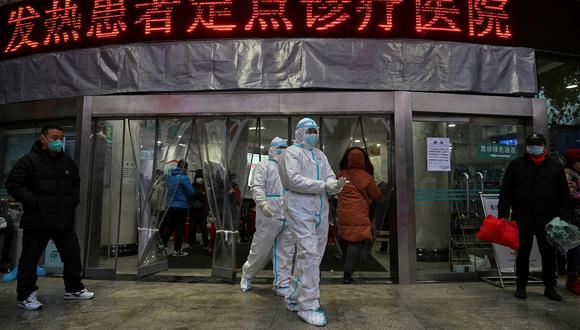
top-left (276, 146), bottom-right (287, 150)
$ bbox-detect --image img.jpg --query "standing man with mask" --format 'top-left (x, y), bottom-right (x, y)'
top-left (240, 137), bottom-right (295, 297)
top-left (279, 118), bottom-right (346, 327)
top-left (498, 132), bottom-right (570, 301)
top-left (6, 125), bottom-right (94, 310)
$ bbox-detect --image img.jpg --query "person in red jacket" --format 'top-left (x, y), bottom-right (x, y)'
top-left (337, 147), bottom-right (382, 284)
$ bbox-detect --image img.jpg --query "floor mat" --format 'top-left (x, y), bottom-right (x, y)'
top-left (168, 243), bottom-right (387, 272)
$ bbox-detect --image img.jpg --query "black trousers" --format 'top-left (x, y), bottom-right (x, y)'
top-left (189, 215), bottom-right (209, 247)
top-left (17, 228), bottom-right (84, 301)
top-left (344, 240), bottom-right (365, 273)
top-left (516, 227), bottom-right (557, 288)
top-left (161, 208), bottom-right (187, 251)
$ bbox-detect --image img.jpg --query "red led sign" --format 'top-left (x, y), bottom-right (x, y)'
top-left (0, 0), bottom-right (578, 60)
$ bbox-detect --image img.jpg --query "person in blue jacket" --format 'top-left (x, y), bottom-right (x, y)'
top-left (161, 160), bottom-right (194, 257)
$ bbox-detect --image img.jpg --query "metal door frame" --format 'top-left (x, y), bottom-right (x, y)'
top-left (397, 92), bottom-right (547, 283)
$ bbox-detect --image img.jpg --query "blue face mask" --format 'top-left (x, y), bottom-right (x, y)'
top-left (304, 134), bottom-right (319, 146)
top-left (526, 145), bottom-right (545, 156)
top-left (43, 136), bottom-right (64, 152)
top-left (276, 149), bottom-right (284, 156)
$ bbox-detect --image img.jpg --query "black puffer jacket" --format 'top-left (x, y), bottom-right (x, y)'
top-left (498, 154), bottom-right (571, 231)
top-left (5, 141), bottom-right (80, 230)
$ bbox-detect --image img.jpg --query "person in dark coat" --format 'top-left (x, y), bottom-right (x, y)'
top-left (188, 170), bottom-right (211, 253)
top-left (5, 124), bottom-right (94, 311)
top-left (498, 132), bottom-right (570, 301)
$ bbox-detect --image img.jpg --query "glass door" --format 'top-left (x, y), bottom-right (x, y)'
top-left (196, 118), bottom-right (257, 280)
top-left (412, 117), bottom-right (528, 278)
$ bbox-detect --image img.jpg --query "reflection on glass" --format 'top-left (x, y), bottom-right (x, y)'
top-left (196, 118), bottom-right (257, 278)
top-left (87, 120), bottom-right (124, 271)
top-left (413, 121), bottom-right (526, 275)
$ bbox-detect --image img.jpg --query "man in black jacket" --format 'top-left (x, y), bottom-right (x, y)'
top-left (498, 132), bottom-right (570, 301)
top-left (5, 124), bottom-right (94, 310)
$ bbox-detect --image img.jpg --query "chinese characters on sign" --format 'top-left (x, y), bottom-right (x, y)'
top-left (1, 0), bottom-right (514, 56)
top-left (87, 0), bottom-right (127, 38)
top-left (468, 0), bottom-right (511, 38)
top-left (427, 137), bottom-right (451, 172)
top-left (5, 5), bottom-right (41, 53)
top-left (44, 0), bottom-right (82, 45)
top-left (477, 143), bottom-right (518, 160)
top-left (189, 0), bottom-right (236, 32)
top-left (136, 0), bottom-right (180, 35)
top-left (245, 0), bottom-right (293, 31)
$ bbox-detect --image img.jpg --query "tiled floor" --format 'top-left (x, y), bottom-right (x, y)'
top-left (1, 277), bottom-right (579, 329)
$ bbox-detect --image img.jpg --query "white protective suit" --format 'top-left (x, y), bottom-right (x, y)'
top-left (240, 137), bottom-right (295, 296)
top-left (279, 118), bottom-right (342, 326)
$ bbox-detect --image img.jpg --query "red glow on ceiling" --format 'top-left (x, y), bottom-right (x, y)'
top-left (468, 0), bottom-right (511, 39)
top-left (244, 0), bottom-right (293, 31)
top-left (188, 0), bottom-right (236, 32)
top-left (135, 0), bottom-right (180, 35)
top-left (87, 0), bottom-right (128, 38)
top-left (415, 0), bottom-right (461, 33)
top-left (5, 5), bottom-right (41, 53)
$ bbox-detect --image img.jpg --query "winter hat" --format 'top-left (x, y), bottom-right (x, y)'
top-left (526, 133), bottom-right (546, 146)
top-left (563, 148), bottom-right (580, 161)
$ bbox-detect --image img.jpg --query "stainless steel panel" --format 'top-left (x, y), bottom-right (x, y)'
top-left (394, 91), bottom-right (417, 284)
top-left (89, 92), bottom-right (395, 117)
top-left (0, 98), bottom-right (80, 122)
top-left (75, 96), bottom-right (93, 269)
top-left (410, 92), bottom-right (533, 117)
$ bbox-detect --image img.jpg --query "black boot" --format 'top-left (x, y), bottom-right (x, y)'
top-left (343, 272), bottom-right (353, 284)
top-left (514, 287), bottom-right (527, 299)
top-left (544, 287), bottom-right (563, 301)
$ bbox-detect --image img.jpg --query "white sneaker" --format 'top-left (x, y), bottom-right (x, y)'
top-left (64, 288), bottom-right (95, 300)
top-left (172, 250), bottom-right (189, 257)
top-left (240, 274), bottom-right (252, 292)
top-left (17, 291), bottom-right (43, 310)
top-left (298, 309), bottom-right (327, 327)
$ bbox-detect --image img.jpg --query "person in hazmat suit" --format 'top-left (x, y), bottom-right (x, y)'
top-left (279, 118), bottom-right (347, 327)
top-left (240, 137), bottom-right (295, 297)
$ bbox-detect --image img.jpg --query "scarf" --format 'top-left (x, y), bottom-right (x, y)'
top-left (530, 150), bottom-right (547, 166)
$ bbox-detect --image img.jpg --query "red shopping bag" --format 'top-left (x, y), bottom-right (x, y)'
top-left (476, 215), bottom-right (519, 250)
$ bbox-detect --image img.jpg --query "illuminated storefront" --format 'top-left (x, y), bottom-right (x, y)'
top-left (0, 0), bottom-right (578, 283)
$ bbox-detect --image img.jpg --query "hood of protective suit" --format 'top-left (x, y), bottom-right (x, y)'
top-left (347, 149), bottom-right (366, 170)
top-left (295, 117), bottom-right (319, 150)
top-left (268, 137), bottom-right (287, 161)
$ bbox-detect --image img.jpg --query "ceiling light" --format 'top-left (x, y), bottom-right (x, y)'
top-left (566, 84), bottom-right (578, 89)
top-left (249, 127), bottom-right (266, 130)
top-left (376, 144), bottom-right (381, 147)
top-left (179, 144), bottom-right (186, 147)
top-left (448, 123), bottom-right (457, 128)
top-left (354, 139), bottom-right (361, 143)
top-left (260, 145), bottom-right (265, 149)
